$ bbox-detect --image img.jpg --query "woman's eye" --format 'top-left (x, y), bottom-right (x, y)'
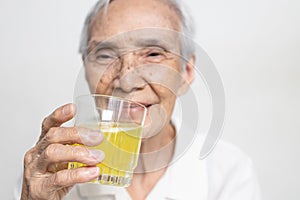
top-left (97, 54), bottom-right (113, 59)
top-left (142, 47), bottom-right (167, 62)
top-left (93, 49), bottom-right (118, 64)
top-left (148, 52), bottom-right (162, 57)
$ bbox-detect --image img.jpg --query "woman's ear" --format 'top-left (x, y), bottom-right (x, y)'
top-left (82, 54), bottom-right (86, 65)
top-left (177, 55), bottom-right (195, 95)
top-left (183, 55), bottom-right (195, 84)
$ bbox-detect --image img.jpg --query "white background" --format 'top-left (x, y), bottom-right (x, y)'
top-left (0, 0), bottom-right (299, 199)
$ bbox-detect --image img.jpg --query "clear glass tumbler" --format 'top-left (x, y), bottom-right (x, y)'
top-left (68, 94), bottom-right (147, 187)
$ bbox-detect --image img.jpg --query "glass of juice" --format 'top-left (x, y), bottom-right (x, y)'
top-left (68, 94), bottom-right (147, 187)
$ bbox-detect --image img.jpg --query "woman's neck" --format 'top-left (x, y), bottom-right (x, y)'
top-left (126, 122), bottom-right (176, 199)
top-left (136, 122), bottom-right (176, 173)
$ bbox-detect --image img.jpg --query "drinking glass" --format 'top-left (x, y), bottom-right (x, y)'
top-left (68, 94), bottom-right (147, 187)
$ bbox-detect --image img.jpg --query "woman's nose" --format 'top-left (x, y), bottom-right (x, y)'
top-left (113, 52), bottom-right (146, 93)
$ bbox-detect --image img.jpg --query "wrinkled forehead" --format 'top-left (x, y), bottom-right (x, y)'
top-left (88, 28), bottom-right (182, 55)
top-left (87, 28), bottom-right (182, 55)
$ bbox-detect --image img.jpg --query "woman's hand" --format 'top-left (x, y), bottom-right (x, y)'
top-left (21, 103), bottom-right (104, 200)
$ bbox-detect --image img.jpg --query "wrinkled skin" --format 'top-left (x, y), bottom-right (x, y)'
top-left (21, 104), bottom-right (104, 200)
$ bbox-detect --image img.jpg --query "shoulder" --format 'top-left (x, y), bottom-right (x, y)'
top-left (206, 140), bottom-right (255, 186)
top-left (206, 140), bottom-right (253, 169)
top-left (205, 140), bottom-right (262, 200)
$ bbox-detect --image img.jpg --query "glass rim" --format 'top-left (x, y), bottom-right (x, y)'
top-left (75, 94), bottom-right (147, 110)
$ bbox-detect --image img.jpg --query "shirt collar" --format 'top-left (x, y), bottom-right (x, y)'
top-left (163, 135), bottom-right (208, 199)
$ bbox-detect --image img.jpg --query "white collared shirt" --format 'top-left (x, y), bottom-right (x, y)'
top-left (61, 136), bottom-right (261, 200)
top-left (14, 119), bottom-right (262, 200)
top-left (14, 138), bottom-right (262, 200)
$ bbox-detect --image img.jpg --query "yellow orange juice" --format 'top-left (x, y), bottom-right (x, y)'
top-left (68, 122), bottom-right (142, 187)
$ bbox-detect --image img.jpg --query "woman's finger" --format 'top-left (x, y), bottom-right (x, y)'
top-left (40, 103), bottom-right (76, 141)
top-left (37, 144), bottom-right (105, 172)
top-left (36, 127), bottom-right (103, 154)
top-left (47, 167), bottom-right (101, 189)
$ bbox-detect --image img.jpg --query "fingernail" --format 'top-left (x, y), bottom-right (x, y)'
top-left (89, 149), bottom-right (105, 162)
top-left (79, 130), bottom-right (103, 145)
top-left (88, 167), bottom-right (100, 176)
top-left (62, 104), bottom-right (73, 116)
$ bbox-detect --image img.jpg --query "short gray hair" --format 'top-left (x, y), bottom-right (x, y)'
top-left (79, 0), bottom-right (196, 61)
